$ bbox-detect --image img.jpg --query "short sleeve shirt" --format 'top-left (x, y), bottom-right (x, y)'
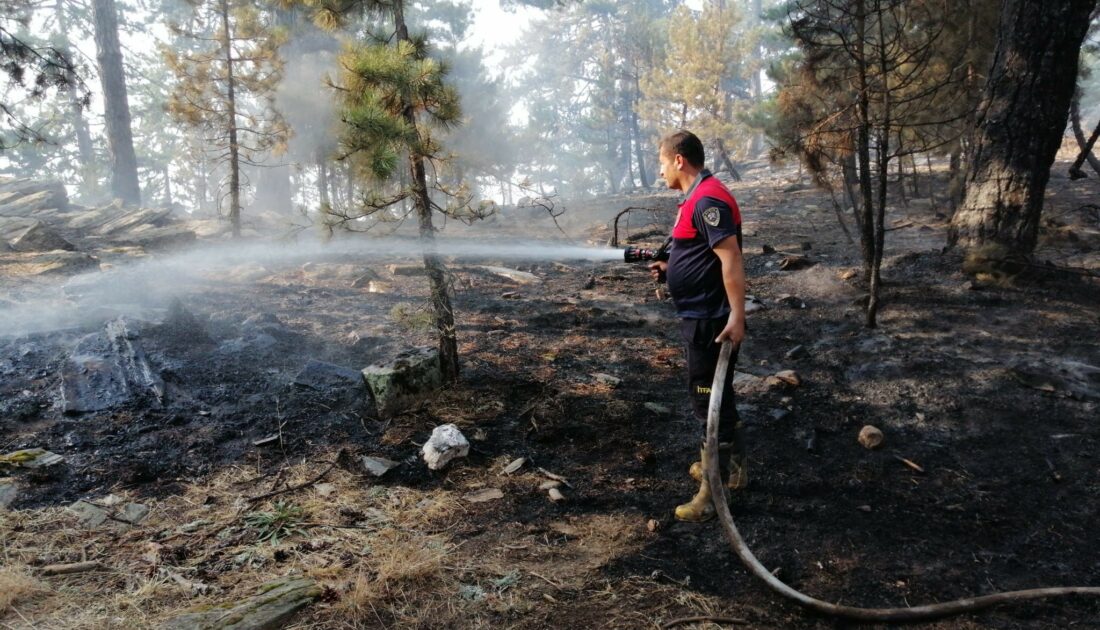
top-left (666, 170), bottom-right (742, 319)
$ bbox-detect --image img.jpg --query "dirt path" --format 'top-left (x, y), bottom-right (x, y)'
top-left (1, 160), bottom-right (1098, 628)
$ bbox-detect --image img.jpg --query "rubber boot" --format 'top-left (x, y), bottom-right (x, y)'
top-left (689, 443), bottom-right (748, 490)
top-left (675, 447), bottom-right (716, 522)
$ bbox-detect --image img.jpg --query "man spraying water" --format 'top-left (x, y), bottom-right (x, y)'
top-left (649, 129), bottom-right (749, 523)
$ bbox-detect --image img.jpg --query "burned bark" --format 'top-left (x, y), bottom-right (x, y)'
top-left (949, 0), bottom-right (1097, 256)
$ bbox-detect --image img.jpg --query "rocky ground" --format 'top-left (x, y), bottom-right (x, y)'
top-left (0, 157), bottom-right (1098, 629)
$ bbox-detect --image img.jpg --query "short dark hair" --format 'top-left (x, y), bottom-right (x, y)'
top-left (659, 130), bottom-right (705, 169)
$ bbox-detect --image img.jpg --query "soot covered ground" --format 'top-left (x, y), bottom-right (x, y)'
top-left (1, 161), bottom-right (1098, 628)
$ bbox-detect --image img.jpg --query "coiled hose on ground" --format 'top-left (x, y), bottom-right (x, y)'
top-left (677, 341), bottom-right (1100, 625)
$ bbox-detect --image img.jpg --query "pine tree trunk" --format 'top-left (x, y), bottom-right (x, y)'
top-left (1068, 96), bottom-right (1100, 178)
top-left (630, 76), bottom-right (651, 189)
top-left (162, 164), bottom-right (172, 206)
top-left (747, 0), bottom-right (765, 157)
top-left (715, 139), bottom-right (742, 182)
top-left (56, 0), bottom-right (96, 196)
top-left (867, 4), bottom-right (891, 330)
top-left (92, 0), bottom-right (140, 206)
top-left (394, 0), bottom-right (459, 383)
top-left (219, 0), bottom-right (241, 238)
top-left (949, 0), bottom-right (1096, 256)
top-left (318, 159), bottom-right (329, 206)
top-left (854, 0), bottom-right (875, 282)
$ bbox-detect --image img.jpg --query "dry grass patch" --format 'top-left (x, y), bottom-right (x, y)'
top-left (0, 566), bottom-right (50, 614)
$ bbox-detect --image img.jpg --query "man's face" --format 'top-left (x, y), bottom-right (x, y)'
top-left (658, 148), bottom-right (681, 191)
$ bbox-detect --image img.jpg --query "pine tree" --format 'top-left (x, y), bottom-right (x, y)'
top-left (1, 0), bottom-right (85, 150)
top-left (774, 0), bottom-right (977, 326)
top-left (949, 0), bottom-right (1098, 257)
top-left (294, 0), bottom-right (494, 382)
top-left (165, 0), bottom-right (289, 237)
top-left (639, 2), bottom-right (753, 180)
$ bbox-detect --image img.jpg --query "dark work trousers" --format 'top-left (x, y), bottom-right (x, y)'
top-left (680, 317), bottom-right (745, 452)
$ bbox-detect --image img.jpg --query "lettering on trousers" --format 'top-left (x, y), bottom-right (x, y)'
top-left (695, 386), bottom-right (711, 394)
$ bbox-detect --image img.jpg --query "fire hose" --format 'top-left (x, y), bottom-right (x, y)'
top-left (674, 341), bottom-right (1100, 625)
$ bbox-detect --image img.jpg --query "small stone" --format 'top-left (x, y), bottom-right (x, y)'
top-left (421, 424), bottom-right (470, 470)
top-left (502, 457), bottom-right (526, 475)
top-left (646, 518), bottom-right (660, 532)
top-left (362, 455), bottom-right (400, 477)
top-left (548, 487), bottom-right (566, 502)
top-left (464, 488), bottom-right (504, 503)
top-left (774, 370), bottom-right (801, 387)
top-left (858, 505), bottom-right (872, 512)
top-left (313, 483), bottom-right (336, 497)
top-left (501, 291), bottom-right (521, 299)
top-left (539, 480), bottom-right (562, 491)
top-left (594, 373), bottom-right (622, 387)
top-left (839, 269), bottom-right (858, 280)
top-left (858, 425), bottom-right (885, 450)
top-left (118, 502), bottom-right (150, 524)
top-left (644, 402), bottom-right (670, 416)
top-left (800, 241), bottom-right (813, 251)
top-left (769, 408), bottom-right (790, 421)
top-left (0, 478), bottom-right (18, 509)
top-left (68, 500), bottom-right (111, 528)
top-left (761, 244), bottom-right (776, 254)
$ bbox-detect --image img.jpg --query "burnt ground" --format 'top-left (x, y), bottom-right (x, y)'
top-left (1, 157), bottom-right (1099, 629)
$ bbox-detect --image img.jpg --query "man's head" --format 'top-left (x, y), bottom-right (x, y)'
top-left (658, 130), bottom-right (705, 191)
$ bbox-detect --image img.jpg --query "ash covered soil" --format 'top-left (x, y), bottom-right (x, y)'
top-left (1, 160), bottom-right (1099, 629)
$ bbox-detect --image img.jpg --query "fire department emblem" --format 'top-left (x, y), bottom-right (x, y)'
top-left (702, 207), bottom-right (721, 227)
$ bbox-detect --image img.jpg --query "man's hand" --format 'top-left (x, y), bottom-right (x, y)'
top-left (649, 261), bottom-right (668, 282)
top-left (716, 315), bottom-right (745, 347)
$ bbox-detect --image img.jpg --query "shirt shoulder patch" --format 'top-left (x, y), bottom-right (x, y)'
top-left (702, 207), bottom-right (721, 227)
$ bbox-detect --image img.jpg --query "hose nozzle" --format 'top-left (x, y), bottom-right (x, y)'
top-left (623, 246), bottom-right (661, 263)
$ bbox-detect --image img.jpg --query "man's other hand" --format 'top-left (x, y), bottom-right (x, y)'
top-left (715, 316), bottom-right (744, 347)
top-left (649, 261), bottom-right (668, 282)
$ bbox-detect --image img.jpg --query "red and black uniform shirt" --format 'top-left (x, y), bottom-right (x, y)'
top-left (667, 169), bottom-right (743, 319)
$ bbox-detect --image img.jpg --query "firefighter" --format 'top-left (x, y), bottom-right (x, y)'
top-left (649, 129), bottom-right (748, 522)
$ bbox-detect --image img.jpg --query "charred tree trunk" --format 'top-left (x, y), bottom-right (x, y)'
top-left (92, 0), bottom-right (140, 206)
top-left (854, 0), bottom-right (875, 281)
top-left (218, 0), bottom-right (242, 237)
top-left (1068, 96), bottom-right (1100, 178)
top-left (715, 139), bottom-right (742, 182)
top-left (394, 0), bottom-right (458, 382)
top-left (867, 2), bottom-right (890, 330)
top-left (949, 0), bottom-right (1096, 256)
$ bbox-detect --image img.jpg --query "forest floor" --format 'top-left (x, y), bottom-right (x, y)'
top-left (1, 155), bottom-right (1098, 629)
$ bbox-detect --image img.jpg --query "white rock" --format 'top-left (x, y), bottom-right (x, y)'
top-left (421, 423), bottom-right (470, 470)
top-left (361, 456), bottom-right (400, 477)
